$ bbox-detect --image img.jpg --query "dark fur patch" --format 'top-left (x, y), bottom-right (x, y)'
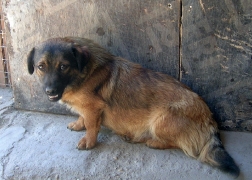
top-left (27, 47), bottom-right (35, 74)
top-left (212, 134), bottom-right (240, 178)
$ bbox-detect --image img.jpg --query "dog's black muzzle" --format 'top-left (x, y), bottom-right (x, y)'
top-left (45, 86), bottom-right (62, 102)
top-left (42, 72), bottom-right (70, 102)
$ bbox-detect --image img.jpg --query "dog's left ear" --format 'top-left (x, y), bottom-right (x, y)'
top-left (27, 47), bottom-right (35, 74)
top-left (72, 44), bottom-right (90, 72)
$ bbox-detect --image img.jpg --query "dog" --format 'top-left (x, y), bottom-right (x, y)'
top-left (27, 37), bottom-right (239, 177)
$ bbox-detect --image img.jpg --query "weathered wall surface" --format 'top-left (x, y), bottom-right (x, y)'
top-left (2, 0), bottom-right (252, 131)
top-left (181, 0), bottom-right (252, 131)
top-left (2, 0), bottom-right (180, 114)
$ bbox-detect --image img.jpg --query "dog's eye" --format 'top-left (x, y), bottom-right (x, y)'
top-left (60, 64), bottom-right (68, 71)
top-left (38, 64), bottom-right (45, 71)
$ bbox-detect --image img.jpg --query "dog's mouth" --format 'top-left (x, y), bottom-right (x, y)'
top-left (48, 94), bottom-right (61, 102)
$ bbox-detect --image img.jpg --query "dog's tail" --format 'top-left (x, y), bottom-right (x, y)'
top-left (197, 133), bottom-right (240, 178)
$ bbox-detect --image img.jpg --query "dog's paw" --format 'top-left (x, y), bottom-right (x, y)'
top-left (77, 137), bottom-right (96, 150)
top-left (67, 121), bottom-right (86, 131)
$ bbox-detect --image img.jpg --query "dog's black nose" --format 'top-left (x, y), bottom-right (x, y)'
top-left (45, 87), bottom-right (56, 95)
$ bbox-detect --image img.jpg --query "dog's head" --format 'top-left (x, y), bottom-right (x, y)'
top-left (27, 38), bottom-right (90, 102)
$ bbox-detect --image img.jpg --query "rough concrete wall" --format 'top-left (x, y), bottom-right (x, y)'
top-left (2, 0), bottom-right (180, 114)
top-left (2, 0), bottom-right (252, 131)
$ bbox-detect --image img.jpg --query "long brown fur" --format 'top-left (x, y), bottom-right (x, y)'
top-left (27, 37), bottom-right (240, 177)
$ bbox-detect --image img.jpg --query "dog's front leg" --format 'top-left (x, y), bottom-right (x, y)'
top-left (77, 110), bottom-right (102, 150)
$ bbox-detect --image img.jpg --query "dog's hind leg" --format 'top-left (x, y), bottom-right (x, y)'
top-left (67, 116), bottom-right (86, 131)
top-left (146, 112), bottom-right (180, 149)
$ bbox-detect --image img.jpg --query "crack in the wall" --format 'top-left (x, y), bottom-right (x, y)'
top-left (178, 0), bottom-right (183, 81)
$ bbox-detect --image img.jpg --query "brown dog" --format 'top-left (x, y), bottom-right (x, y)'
top-left (27, 37), bottom-right (239, 177)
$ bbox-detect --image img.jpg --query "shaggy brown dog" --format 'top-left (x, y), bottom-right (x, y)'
top-left (27, 37), bottom-right (239, 177)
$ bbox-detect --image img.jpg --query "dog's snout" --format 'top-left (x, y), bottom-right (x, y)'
top-left (45, 87), bottom-right (57, 95)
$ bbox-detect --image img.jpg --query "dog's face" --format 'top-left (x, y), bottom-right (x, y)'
top-left (27, 38), bottom-right (89, 102)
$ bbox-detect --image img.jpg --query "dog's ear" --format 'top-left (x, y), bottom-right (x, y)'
top-left (27, 47), bottom-right (35, 74)
top-left (71, 44), bottom-right (90, 72)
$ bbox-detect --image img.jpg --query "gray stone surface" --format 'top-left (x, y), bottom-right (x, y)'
top-left (0, 88), bottom-right (252, 180)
